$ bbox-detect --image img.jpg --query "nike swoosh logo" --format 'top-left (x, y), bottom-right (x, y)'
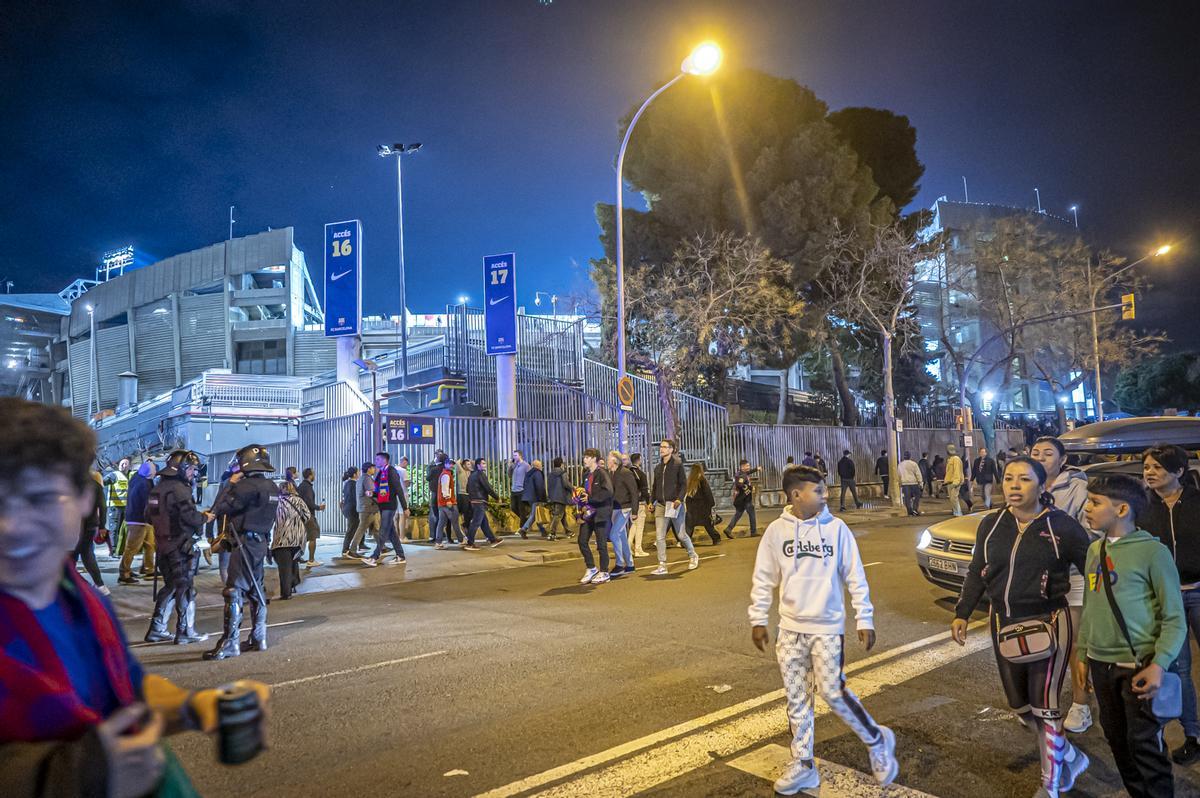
top-left (331, 270), bottom-right (351, 281)
top-left (489, 296), bottom-right (509, 306)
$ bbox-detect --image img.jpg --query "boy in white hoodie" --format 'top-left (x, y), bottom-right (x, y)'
top-left (749, 465), bottom-right (899, 794)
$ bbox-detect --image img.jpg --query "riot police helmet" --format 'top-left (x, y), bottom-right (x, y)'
top-left (236, 444), bottom-right (274, 474)
top-left (160, 449), bottom-right (201, 478)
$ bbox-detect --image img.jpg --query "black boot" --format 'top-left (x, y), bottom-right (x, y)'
top-left (174, 599), bottom-right (208, 645)
top-left (203, 599), bottom-right (242, 660)
top-left (144, 593), bottom-right (175, 643)
top-left (244, 598), bottom-right (268, 652)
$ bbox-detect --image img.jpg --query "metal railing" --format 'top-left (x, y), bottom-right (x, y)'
top-left (445, 305), bottom-right (584, 383)
top-left (191, 372), bottom-right (305, 409)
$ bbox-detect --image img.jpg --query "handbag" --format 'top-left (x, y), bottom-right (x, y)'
top-left (711, 510), bottom-right (724, 527)
top-left (996, 619), bottom-right (1056, 663)
top-left (1099, 539), bottom-right (1183, 721)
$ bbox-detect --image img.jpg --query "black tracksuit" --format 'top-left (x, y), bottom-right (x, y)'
top-left (1140, 483), bottom-right (1200, 585)
top-left (579, 466), bottom-right (613, 571)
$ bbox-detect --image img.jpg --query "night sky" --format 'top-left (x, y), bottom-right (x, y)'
top-left (2, 1), bottom-right (1197, 346)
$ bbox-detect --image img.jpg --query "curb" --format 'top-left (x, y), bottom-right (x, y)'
top-left (507, 548), bottom-right (582, 564)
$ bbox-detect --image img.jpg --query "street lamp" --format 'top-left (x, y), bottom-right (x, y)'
top-left (533, 291), bottom-right (558, 319)
top-left (1069, 205), bottom-right (1079, 229)
top-left (377, 142), bottom-right (422, 387)
top-left (1087, 244), bottom-right (1172, 421)
top-left (354, 357), bottom-right (381, 447)
top-left (85, 303), bottom-right (96, 421)
top-left (615, 40), bottom-right (722, 451)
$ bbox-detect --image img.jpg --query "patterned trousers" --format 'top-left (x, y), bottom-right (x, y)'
top-left (776, 630), bottom-right (882, 763)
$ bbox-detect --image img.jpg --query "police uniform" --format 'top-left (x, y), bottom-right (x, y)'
top-left (205, 444), bottom-right (280, 661)
top-left (144, 451), bottom-right (209, 645)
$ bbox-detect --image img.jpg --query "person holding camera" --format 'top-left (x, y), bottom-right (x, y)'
top-left (0, 398), bottom-right (271, 798)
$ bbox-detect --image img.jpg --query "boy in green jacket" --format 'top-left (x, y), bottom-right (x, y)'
top-left (1080, 473), bottom-right (1186, 798)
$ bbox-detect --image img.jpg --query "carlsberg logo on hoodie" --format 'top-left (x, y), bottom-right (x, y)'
top-left (748, 506), bottom-right (875, 634)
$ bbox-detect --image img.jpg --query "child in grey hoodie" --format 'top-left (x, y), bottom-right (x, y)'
top-left (748, 465), bottom-right (898, 795)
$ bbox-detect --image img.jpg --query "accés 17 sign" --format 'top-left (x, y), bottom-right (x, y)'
top-left (324, 220), bottom-right (361, 337)
top-left (483, 252), bottom-right (517, 356)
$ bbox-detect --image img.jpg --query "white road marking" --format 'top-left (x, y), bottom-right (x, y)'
top-left (475, 622), bottom-right (987, 798)
top-left (728, 742), bottom-right (942, 797)
top-left (269, 649), bottom-right (448, 689)
top-left (129, 619), bottom-right (305, 648)
top-left (863, 561), bottom-right (883, 567)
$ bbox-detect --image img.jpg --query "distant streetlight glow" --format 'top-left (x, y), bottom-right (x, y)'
top-left (1156, 244), bottom-right (1172, 256)
top-left (682, 41), bottom-right (722, 76)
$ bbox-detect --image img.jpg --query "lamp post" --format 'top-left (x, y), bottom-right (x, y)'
top-left (355, 358), bottom-right (381, 447)
top-left (533, 291), bottom-right (558, 319)
top-left (1088, 244), bottom-right (1171, 421)
top-left (1069, 205), bottom-right (1079, 229)
top-left (377, 143), bottom-right (422, 386)
top-left (86, 303), bottom-right (96, 421)
top-left (615, 40), bottom-right (722, 451)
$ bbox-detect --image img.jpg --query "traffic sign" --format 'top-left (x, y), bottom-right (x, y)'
top-left (617, 375), bottom-right (635, 411)
top-left (483, 252), bottom-right (517, 355)
top-left (383, 415), bottom-right (436, 445)
top-left (324, 220), bottom-right (362, 337)
top-left (895, 419), bottom-right (904, 432)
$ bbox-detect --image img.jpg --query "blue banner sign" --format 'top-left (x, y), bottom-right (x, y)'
top-left (324, 220), bottom-right (362, 337)
top-left (483, 252), bottom-right (517, 356)
top-left (383, 414), bottom-right (436, 445)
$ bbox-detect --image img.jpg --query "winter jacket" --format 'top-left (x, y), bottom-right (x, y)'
top-left (273, 492), bottom-right (311, 549)
top-left (468, 469), bottom-right (499, 503)
top-left (748, 506), bottom-right (874, 634)
top-left (1139, 483), bottom-right (1200, 586)
top-left (436, 467), bottom-right (457, 508)
top-left (610, 465), bottom-right (639, 511)
top-left (1077, 530), bottom-right (1185, 670)
top-left (630, 465), bottom-right (650, 504)
top-left (652, 458), bottom-right (686, 504)
top-left (456, 463), bottom-right (472, 496)
top-left (1049, 467), bottom-right (1089, 526)
top-left (897, 459), bottom-right (923, 486)
top-left (685, 477), bottom-right (715, 523)
top-left (547, 466), bottom-right (573, 504)
top-left (426, 461), bottom-right (442, 504)
top-left (972, 456), bottom-right (999, 485)
top-left (124, 468), bottom-right (154, 525)
top-left (375, 465), bottom-right (406, 511)
top-left (955, 507), bottom-right (1090, 623)
top-left (837, 456), bottom-right (856, 480)
top-left (522, 468), bottom-right (547, 503)
top-left (341, 478), bottom-right (356, 516)
top-left (918, 457), bottom-right (932, 482)
top-left (874, 456), bottom-right (889, 478)
top-left (944, 455), bottom-right (964, 486)
top-left (583, 466), bottom-right (613, 510)
top-left (297, 479), bottom-right (318, 514)
top-left (732, 472), bottom-right (755, 509)
top-left (356, 472), bottom-right (378, 514)
top-left (932, 457), bottom-right (946, 480)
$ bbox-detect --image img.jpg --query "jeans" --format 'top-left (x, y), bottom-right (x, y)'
top-left (979, 482), bottom-right (994, 508)
top-left (1091, 659), bottom-right (1174, 797)
top-left (520, 501), bottom-right (547, 533)
top-left (901, 484), bottom-right (922, 515)
top-left (654, 503), bottom-right (695, 564)
top-left (467, 502), bottom-right (498, 545)
top-left (341, 508), bottom-right (359, 553)
top-left (839, 479), bottom-right (860, 510)
top-left (370, 508), bottom-right (405, 560)
top-left (948, 482), bottom-right (964, 515)
top-left (434, 503), bottom-right (463, 543)
top-left (579, 511), bottom-right (611, 571)
top-left (1170, 588), bottom-right (1200, 738)
top-left (609, 509), bottom-right (632, 569)
top-left (724, 502), bottom-right (757, 536)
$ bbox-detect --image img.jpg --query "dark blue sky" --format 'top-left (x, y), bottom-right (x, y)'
top-left (2, 1), bottom-right (1197, 343)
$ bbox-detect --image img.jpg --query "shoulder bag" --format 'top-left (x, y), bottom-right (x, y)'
top-left (1099, 538), bottom-right (1182, 721)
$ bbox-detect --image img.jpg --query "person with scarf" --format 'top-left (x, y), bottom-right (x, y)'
top-left (0, 398), bottom-right (270, 798)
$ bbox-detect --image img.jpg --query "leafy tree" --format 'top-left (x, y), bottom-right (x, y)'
top-left (1114, 353), bottom-right (1200, 414)
top-left (828, 107), bottom-right (924, 211)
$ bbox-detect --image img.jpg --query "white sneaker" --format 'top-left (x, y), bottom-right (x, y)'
top-left (774, 758), bottom-right (820, 794)
top-left (591, 572), bottom-right (610, 584)
top-left (97, 585), bottom-right (111, 596)
top-left (688, 555), bottom-right (700, 570)
top-left (1059, 745), bottom-right (1089, 791)
top-left (634, 550), bottom-right (651, 557)
top-left (580, 567), bottom-right (599, 584)
top-left (389, 555), bottom-right (406, 565)
top-left (651, 565), bottom-right (669, 575)
top-left (868, 726), bottom-right (899, 786)
top-left (361, 557), bottom-right (379, 568)
top-left (1063, 702), bottom-right (1092, 734)
top-left (305, 560), bottom-right (323, 568)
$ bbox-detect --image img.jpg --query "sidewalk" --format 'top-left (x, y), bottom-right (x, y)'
top-left (93, 500), bottom-right (924, 623)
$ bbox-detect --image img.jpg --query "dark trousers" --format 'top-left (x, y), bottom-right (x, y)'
top-left (691, 519), bottom-right (720, 545)
top-left (341, 509), bottom-right (359, 553)
top-left (839, 480), bottom-right (860, 510)
top-left (273, 546), bottom-right (302, 599)
top-left (901, 485), bottom-right (922, 515)
top-left (878, 474), bottom-right (890, 497)
top-left (467, 502), bottom-right (498, 545)
top-left (371, 508), bottom-right (404, 560)
top-left (74, 526), bottom-right (104, 587)
top-left (510, 492), bottom-right (529, 528)
top-left (1090, 659), bottom-right (1174, 798)
top-left (579, 513), bottom-right (611, 571)
top-left (725, 502), bottom-right (757, 536)
top-left (923, 476), bottom-right (933, 497)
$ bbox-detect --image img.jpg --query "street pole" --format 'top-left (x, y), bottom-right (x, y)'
top-left (371, 369), bottom-right (381, 450)
top-left (87, 306), bottom-right (96, 420)
top-left (1087, 255), bottom-right (1104, 421)
top-left (395, 155), bottom-right (409, 386)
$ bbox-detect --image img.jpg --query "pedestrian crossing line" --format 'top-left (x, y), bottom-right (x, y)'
top-left (474, 621), bottom-right (988, 798)
top-left (863, 562), bottom-right (883, 568)
top-left (727, 743), bottom-right (942, 797)
top-left (269, 649), bottom-right (449, 689)
top-left (128, 619), bottom-right (306, 648)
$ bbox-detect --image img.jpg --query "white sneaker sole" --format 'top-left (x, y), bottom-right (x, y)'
top-left (872, 727), bottom-right (899, 786)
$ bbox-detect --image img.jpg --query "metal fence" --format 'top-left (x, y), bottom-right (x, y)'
top-left (445, 305), bottom-right (584, 384)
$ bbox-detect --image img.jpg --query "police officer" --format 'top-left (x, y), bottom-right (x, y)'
top-left (144, 450), bottom-right (213, 645)
top-left (204, 444), bottom-right (280, 661)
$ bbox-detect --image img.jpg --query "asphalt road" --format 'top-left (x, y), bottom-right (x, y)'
top-left (136, 511), bottom-right (1200, 797)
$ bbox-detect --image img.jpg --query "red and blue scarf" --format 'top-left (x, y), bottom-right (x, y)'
top-left (0, 567), bottom-right (137, 743)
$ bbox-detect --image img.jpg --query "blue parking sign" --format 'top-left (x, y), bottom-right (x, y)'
top-left (483, 252), bottom-right (517, 355)
top-left (324, 220), bottom-right (361, 337)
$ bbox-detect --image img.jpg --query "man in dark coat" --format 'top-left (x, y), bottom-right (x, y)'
top-left (518, 459), bottom-right (548, 538)
top-left (145, 451), bottom-right (211, 645)
top-left (837, 450), bottom-right (861, 511)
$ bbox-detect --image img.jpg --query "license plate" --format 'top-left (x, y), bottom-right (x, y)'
top-left (927, 557), bottom-right (959, 574)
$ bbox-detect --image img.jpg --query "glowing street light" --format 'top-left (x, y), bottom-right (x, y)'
top-left (614, 40), bottom-right (722, 451)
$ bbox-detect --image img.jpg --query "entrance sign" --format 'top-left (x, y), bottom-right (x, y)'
top-left (617, 375), bottom-right (635, 411)
top-left (383, 415), bottom-right (436, 445)
top-left (324, 220), bottom-right (362, 337)
top-left (483, 252), bottom-right (517, 355)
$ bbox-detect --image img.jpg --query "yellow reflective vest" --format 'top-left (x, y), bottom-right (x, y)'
top-left (105, 469), bottom-right (129, 507)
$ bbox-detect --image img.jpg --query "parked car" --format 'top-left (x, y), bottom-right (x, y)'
top-left (915, 416), bottom-right (1200, 592)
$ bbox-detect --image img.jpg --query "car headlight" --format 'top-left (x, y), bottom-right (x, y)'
top-left (917, 529), bottom-right (932, 550)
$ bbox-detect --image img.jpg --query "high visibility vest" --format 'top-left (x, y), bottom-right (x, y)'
top-left (107, 471), bottom-right (129, 507)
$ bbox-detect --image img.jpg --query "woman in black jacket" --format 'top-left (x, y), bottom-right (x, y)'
top-left (684, 463), bottom-right (720, 546)
top-left (951, 457), bottom-right (1091, 797)
top-left (340, 466), bottom-right (360, 558)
